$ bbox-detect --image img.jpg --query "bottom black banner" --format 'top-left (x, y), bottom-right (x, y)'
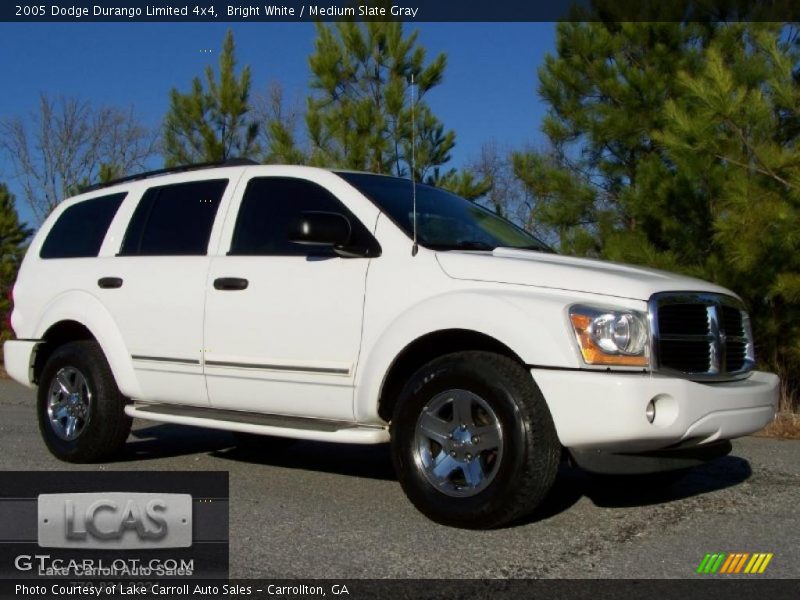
top-left (1, 579), bottom-right (799, 600)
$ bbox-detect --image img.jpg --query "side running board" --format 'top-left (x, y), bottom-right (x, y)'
top-left (125, 403), bottom-right (389, 445)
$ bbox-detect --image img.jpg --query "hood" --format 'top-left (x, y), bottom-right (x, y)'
top-left (435, 247), bottom-right (734, 301)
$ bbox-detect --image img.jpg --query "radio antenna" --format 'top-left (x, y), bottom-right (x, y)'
top-left (410, 73), bottom-right (419, 257)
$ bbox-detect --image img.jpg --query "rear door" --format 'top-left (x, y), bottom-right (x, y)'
top-left (203, 174), bottom-right (379, 420)
top-left (97, 175), bottom-right (234, 406)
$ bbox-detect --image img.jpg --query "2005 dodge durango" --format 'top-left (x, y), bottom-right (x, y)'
top-left (4, 162), bottom-right (779, 528)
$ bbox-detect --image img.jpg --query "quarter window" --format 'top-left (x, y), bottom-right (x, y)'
top-left (40, 193), bottom-right (126, 259)
top-left (120, 180), bottom-right (227, 256)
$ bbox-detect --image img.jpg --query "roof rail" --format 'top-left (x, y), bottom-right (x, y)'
top-left (79, 158), bottom-right (259, 193)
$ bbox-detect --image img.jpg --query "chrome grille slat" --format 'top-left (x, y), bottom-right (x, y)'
top-left (649, 292), bottom-right (755, 382)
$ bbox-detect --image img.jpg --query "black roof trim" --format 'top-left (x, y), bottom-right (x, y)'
top-left (79, 158), bottom-right (259, 193)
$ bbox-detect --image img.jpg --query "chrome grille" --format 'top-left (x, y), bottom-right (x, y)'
top-left (649, 293), bottom-right (755, 380)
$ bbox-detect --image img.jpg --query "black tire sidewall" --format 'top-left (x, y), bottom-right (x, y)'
top-left (392, 354), bottom-right (537, 526)
top-left (37, 341), bottom-right (128, 462)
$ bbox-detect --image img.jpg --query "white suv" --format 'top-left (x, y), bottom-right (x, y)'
top-left (4, 161), bottom-right (779, 528)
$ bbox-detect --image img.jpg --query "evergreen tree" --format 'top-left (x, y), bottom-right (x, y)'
top-left (515, 21), bottom-right (720, 260)
top-left (268, 21), bottom-right (476, 187)
top-left (436, 169), bottom-right (492, 201)
top-left (514, 21), bottom-right (800, 409)
top-left (659, 23), bottom-right (800, 408)
top-left (164, 30), bottom-right (258, 166)
top-left (259, 83), bottom-right (307, 165)
top-left (0, 183), bottom-right (32, 361)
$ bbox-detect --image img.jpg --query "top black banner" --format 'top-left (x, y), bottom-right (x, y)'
top-left (3, 0), bottom-right (800, 23)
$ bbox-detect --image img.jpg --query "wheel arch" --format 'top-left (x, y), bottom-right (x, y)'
top-left (32, 291), bottom-right (141, 398)
top-left (33, 320), bottom-right (95, 384)
top-left (374, 329), bottom-right (526, 422)
top-left (354, 289), bottom-right (577, 424)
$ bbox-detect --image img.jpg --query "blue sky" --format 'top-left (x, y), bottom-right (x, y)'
top-left (0, 22), bottom-right (556, 226)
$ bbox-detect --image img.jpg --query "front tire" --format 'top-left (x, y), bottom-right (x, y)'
top-left (390, 351), bottom-right (560, 529)
top-left (37, 341), bottom-right (132, 463)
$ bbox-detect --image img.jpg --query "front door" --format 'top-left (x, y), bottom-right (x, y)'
top-left (203, 176), bottom-right (377, 420)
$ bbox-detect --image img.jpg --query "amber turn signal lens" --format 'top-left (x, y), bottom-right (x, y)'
top-left (569, 313), bottom-right (648, 367)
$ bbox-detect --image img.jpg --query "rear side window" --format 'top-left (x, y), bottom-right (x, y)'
top-left (120, 180), bottom-right (227, 256)
top-left (40, 193), bottom-right (126, 259)
top-left (230, 177), bottom-right (374, 256)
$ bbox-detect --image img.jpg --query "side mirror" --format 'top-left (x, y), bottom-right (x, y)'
top-left (289, 211), bottom-right (352, 248)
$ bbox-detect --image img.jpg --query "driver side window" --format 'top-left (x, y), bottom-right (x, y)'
top-left (229, 177), bottom-right (370, 256)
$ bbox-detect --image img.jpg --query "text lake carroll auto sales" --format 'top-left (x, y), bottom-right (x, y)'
top-left (16, 583), bottom-right (349, 596)
top-left (37, 4), bottom-right (420, 18)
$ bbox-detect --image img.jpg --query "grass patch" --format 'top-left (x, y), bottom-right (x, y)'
top-left (754, 412), bottom-right (800, 440)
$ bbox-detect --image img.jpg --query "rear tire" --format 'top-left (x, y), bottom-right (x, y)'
top-left (37, 341), bottom-right (131, 463)
top-left (390, 351), bottom-right (560, 529)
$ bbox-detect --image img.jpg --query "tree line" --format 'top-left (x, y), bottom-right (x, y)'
top-left (0, 20), bottom-right (798, 412)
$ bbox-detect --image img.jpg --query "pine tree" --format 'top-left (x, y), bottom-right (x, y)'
top-left (514, 20), bottom-right (800, 409)
top-left (658, 23), bottom-right (800, 409)
top-left (164, 30), bottom-right (258, 166)
top-left (0, 183), bottom-right (32, 361)
top-left (436, 169), bottom-right (492, 201)
top-left (267, 21), bottom-right (468, 183)
top-left (515, 21), bottom-right (722, 261)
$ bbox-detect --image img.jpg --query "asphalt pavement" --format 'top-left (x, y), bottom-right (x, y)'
top-left (1, 378), bottom-right (798, 579)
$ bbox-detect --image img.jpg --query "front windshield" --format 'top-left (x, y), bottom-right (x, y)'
top-left (337, 172), bottom-right (552, 252)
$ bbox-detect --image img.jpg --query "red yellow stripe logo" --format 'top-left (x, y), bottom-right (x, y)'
top-left (697, 552), bottom-right (773, 574)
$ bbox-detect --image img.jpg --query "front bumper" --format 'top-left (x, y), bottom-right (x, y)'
top-left (569, 440), bottom-right (733, 474)
top-left (532, 368), bottom-right (779, 453)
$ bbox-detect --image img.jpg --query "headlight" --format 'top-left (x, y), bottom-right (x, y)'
top-left (569, 305), bottom-right (649, 367)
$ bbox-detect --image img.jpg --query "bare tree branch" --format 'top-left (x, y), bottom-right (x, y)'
top-left (0, 94), bottom-right (156, 223)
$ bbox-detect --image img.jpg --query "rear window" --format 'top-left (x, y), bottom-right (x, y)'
top-left (120, 179), bottom-right (227, 256)
top-left (40, 193), bottom-right (126, 259)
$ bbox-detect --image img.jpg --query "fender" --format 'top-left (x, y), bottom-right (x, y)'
top-left (353, 289), bottom-right (581, 423)
top-left (34, 290), bottom-right (142, 398)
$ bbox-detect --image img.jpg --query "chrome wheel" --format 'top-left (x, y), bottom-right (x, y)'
top-left (46, 367), bottom-right (92, 441)
top-left (413, 389), bottom-right (503, 498)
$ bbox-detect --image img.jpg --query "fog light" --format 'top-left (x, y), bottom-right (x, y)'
top-left (646, 400), bottom-right (656, 424)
